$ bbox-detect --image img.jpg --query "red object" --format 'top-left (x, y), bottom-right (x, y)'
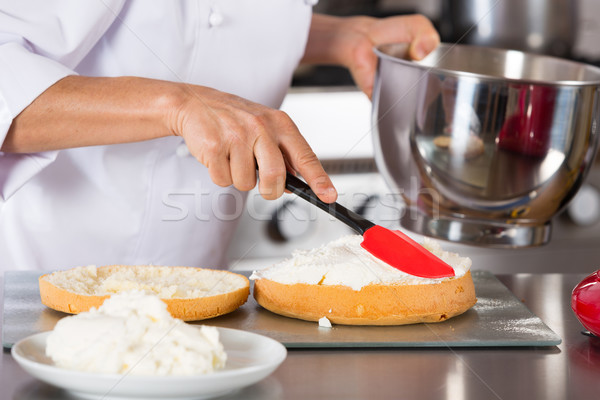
top-left (361, 226), bottom-right (456, 279)
top-left (497, 86), bottom-right (556, 158)
top-left (572, 270), bottom-right (600, 337)
top-left (283, 172), bottom-right (455, 279)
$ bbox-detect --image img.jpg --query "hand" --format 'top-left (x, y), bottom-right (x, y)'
top-left (170, 85), bottom-right (337, 202)
top-left (346, 14), bottom-right (440, 98)
top-left (303, 14), bottom-right (440, 98)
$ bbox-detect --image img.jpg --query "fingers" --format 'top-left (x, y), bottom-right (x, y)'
top-left (399, 15), bottom-right (440, 60)
top-left (286, 147), bottom-right (338, 203)
top-left (229, 137), bottom-right (257, 191)
top-left (368, 14), bottom-right (440, 60)
top-left (349, 38), bottom-right (378, 99)
top-left (253, 111), bottom-right (337, 203)
top-left (277, 120), bottom-right (337, 203)
top-left (201, 127), bottom-right (283, 198)
top-left (200, 129), bottom-right (234, 187)
top-left (206, 154), bottom-right (233, 187)
top-left (254, 134), bottom-right (286, 200)
top-left (409, 30), bottom-right (440, 60)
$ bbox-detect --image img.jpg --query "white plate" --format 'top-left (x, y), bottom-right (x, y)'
top-left (11, 327), bottom-right (287, 400)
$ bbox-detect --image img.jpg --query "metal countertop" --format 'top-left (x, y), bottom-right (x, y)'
top-left (2, 273), bottom-right (599, 400)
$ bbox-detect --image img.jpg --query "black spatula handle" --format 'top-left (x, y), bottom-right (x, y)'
top-left (285, 172), bottom-right (375, 235)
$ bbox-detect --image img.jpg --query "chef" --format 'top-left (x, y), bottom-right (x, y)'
top-left (0, 1), bottom-right (439, 271)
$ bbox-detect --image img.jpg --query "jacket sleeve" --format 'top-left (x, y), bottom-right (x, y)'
top-left (0, 0), bottom-right (126, 200)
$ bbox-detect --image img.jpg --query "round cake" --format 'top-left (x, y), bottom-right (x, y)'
top-left (251, 235), bottom-right (477, 325)
top-left (39, 265), bottom-right (250, 321)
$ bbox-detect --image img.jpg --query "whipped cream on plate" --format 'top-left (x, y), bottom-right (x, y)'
top-left (250, 235), bottom-right (471, 291)
top-left (46, 291), bottom-right (226, 376)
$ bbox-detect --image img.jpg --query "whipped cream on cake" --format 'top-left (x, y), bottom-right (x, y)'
top-left (250, 235), bottom-right (471, 291)
top-left (43, 265), bottom-right (242, 299)
top-left (46, 291), bottom-right (226, 375)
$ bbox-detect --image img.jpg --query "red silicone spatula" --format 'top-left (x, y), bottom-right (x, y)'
top-left (285, 172), bottom-right (455, 279)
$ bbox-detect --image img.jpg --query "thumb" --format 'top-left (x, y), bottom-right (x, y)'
top-left (409, 33), bottom-right (440, 60)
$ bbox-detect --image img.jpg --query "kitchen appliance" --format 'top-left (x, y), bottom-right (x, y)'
top-left (372, 43), bottom-right (600, 247)
top-left (440, 0), bottom-right (578, 59)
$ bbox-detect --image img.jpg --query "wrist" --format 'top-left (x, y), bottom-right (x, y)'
top-left (161, 82), bottom-right (191, 138)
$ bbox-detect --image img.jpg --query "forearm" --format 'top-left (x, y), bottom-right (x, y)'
top-left (1, 75), bottom-right (181, 153)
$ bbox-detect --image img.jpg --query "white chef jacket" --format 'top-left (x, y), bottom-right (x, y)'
top-left (0, 0), bottom-right (314, 271)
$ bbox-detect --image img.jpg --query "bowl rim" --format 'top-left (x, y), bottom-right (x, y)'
top-left (374, 42), bottom-right (600, 87)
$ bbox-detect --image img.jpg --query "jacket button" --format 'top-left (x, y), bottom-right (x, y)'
top-left (176, 143), bottom-right (190, 158)
top-left (208, 9), bottom-right (223, 27)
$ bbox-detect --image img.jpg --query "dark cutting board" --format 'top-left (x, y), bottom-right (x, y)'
top-left (2, 270), bottom-right (561, 349)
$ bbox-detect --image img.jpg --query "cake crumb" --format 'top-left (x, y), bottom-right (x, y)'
top-left (318, 316), bottom-right (332, 328)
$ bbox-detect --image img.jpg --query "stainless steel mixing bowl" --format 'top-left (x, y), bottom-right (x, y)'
top-left (371, 43), bottom-right (600, 247)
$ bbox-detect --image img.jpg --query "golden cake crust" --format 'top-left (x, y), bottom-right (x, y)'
top-left (253, 271), bottom-right (476, 325)
top-left (39, 265), bottom-right (249, 321)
